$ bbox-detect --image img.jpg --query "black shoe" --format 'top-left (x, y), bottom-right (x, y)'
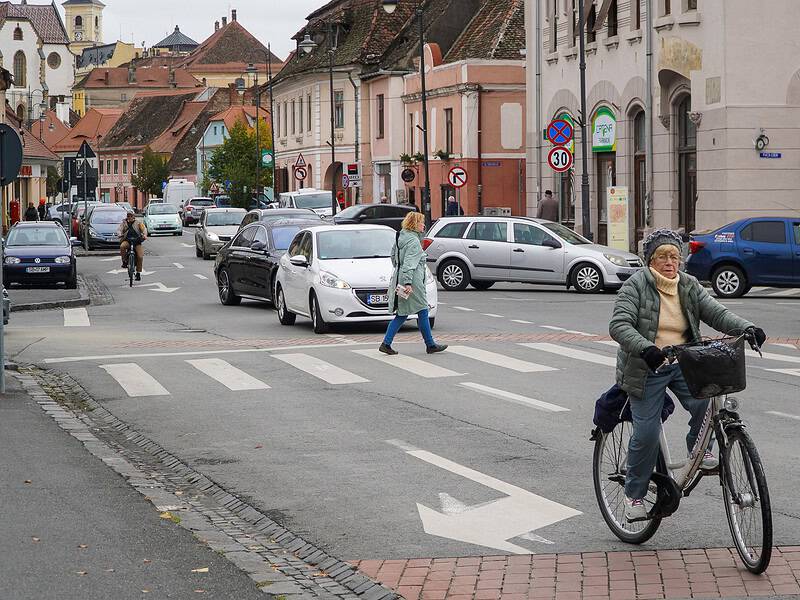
top-left (122, 262), bottom-right (127, 269)
top-left (135, 272), bottom-right (141, 281)
top-left (426, 344), bottom-right (448, 354)
top-left (379, 343), bottom-right (398, 356)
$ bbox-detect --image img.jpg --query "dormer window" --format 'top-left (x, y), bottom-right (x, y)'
top-left (13, 26), bottom-right (22, 41)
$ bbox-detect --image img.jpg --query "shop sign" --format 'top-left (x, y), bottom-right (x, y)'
top-left (592, 107), bottom-right (617, 153)
top-left (607, 186), bottom-right (629, 252)
top-left (19, 165), bottom-right (33, 178)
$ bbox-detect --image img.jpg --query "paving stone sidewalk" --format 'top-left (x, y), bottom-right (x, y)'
top-left (7, 286), bottom-right (88, 311)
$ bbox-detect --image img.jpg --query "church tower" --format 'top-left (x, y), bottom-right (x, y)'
top-left (62, 0), bottom-right (105, 54)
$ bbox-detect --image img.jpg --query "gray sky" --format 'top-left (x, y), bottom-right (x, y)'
top-left (57, 1), bottom-right (320, 60)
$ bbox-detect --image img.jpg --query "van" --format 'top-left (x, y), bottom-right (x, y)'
top-left (163, 179), bottom-right (198, 210)
top-left (278, 189), bottom-right (336, 218)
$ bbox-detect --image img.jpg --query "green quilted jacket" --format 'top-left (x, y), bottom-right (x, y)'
top-left (609, 268), bottom-right (753, 398)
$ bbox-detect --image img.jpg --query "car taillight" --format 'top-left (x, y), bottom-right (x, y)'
top-left (688, 240), bottom-right (706, 254)
top-left (422, 238), bottom-right (433, 251)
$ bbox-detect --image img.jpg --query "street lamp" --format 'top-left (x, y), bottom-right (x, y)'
top-left (382, 0), bottom-right (431, 227)
top-left (26, 89), bottom-right (46, 129)
top-left (577, 0), bottom-right (592, 240)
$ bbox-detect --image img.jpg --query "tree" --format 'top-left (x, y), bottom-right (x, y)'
top-left (46, 165), bottom-right (61, 200)
top-left (207, 119), bottom-right (273, 208)
top-left (131, 146), bottom-right (170, 198)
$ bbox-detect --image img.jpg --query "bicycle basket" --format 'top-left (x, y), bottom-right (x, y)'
top-left (676, 336), bottom-right (746, 399)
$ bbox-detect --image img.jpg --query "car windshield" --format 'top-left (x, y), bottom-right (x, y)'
top-left (191, 199), bottom-right (214, 206)
top-left (294, 193), bottom-right (331, 210)
top-left (206, 212), bottom-right (244, 226)
top-left (270, 226), bottom-right (304, 251)
top-left (91, 210), bottom-right (127, 224)
top-left (542, 222), bottom-right (591, 245)
top-left (149, 205), bottom-right (178, 215)
top-left (7, 227), bottom-right (67, 246)
top-left (215, 197), bottom-right (232, 207)
top-left (317, 229), bottom-right (395, 260)
top-left (336, 205), bottom-right (362, 219)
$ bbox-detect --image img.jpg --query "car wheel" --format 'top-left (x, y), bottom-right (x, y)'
top-left (470, 280), bottom-right (495, 291)
top-left (217, 268), bottom-right (241, 306)
top-left (310, 293), bottom-right (330, 334)
top-left (276, 285), bottom-right (296, 325)
top-left (438, 259), bottom-right (470, 291)
top-left (572, 263), bottom-right (603, 294)
top-left (712, 265), bottom-right (748, 298)
top-left (65, 268), bottom-right (78, 290)
top-left (195, 244), bottom-right (202, 258)
top-left (201, 244), bottom-right (211, 260)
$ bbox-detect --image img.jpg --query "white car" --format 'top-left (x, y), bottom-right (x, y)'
top-left (144, 203), bottom-right (183, 236)
top-left (274, 224), bottom-right (438, 333)
top-left (278, 189), bottom-right (338, 218)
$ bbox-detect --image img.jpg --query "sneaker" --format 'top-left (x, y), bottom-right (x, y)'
top-left (624, 496), bottom-right (647, 522)
top-left (135, 272), bottom-right (141, 281)
top-left (379, 343), bottom-right (398, 356)
top-left (426, 344), bottom-right (448, 354)
top-left (700, 450), bottom-right (719, 470)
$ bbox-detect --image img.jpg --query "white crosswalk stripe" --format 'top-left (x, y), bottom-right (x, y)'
top-left (767, 288), bottom-right (800, 297)
top-left (186, 359), bottom-right (270, 391)
top-left (594, 340), bottom-right (619, 348)
top-left (63, 308), bottom-right (90, 327)
top-left (273, 353), bottom-right (369, 385)
top-left (100, 363), bottom-right (170, 397)
top-left (459, 382), bottom-right (569, 413)
top-left (352, 349), bottom-right (464, 378)
top-left (447, 345), bottom-right (557, 373)
top-left (520, 343), bottom-right (617, 366)
top-left (747, 349), bottom-right (800, 364)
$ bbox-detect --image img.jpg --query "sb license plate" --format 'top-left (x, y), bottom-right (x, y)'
top-left (368, 294), bottom-right (388, 305)
top-left (26, 266), bottom-right (50, 273)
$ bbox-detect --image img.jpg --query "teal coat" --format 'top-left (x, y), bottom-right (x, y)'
top-left (387, 230), bottom-right (429, 316)
top-left (609, 268), bottom-right (753, 398)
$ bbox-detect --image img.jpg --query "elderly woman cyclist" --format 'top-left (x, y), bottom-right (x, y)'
top-left (609, 229), bottom-right (766, 522)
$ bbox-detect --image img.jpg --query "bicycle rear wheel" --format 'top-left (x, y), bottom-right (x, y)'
top-left (593, 421), bottom-right (661, 544)
top-left (722, 429), bottom-right (772, 573)
top-left (128, 252), bottom-right (135, 287)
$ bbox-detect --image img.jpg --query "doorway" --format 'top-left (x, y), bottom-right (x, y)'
top-left (596, 153), bottom-right (616, 245)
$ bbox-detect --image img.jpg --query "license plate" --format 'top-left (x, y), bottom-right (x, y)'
top-left (368, 294), bottom-right (388, 305)
top-left (26, 266), bottom-right (50, 273)
top-left (157, 224), bottom-right (171, 229)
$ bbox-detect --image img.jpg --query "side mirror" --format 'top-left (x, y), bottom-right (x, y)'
top-left (250, 240), bottom-right (267, 252)
top-left (70, 237), bottom-right (81, 246)
top-left (542, 238), bottom-right (562, 249)
top-left (357, 213), bottom-right (369, 221)
top-left (289, 255), bottom-right (308, 267)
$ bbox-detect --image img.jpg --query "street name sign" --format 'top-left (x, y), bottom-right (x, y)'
top-left (448, 166), bottom-right (468, 188)
top-left (547, 146), bottom-right (573, 173)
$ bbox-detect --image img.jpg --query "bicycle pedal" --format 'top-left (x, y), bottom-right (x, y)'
top-left (626, 515), bottom-right (651, 523)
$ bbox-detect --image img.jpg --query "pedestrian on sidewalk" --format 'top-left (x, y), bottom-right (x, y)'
top-left (445, 195), bottom-right (463, 216)
top-left (24, 201), bottom-right (39, 221)
top-left (37, 198), bottom-right (47, 221)
top-left (380, 211), bottom-right (447, 356)
top-left (536, 190), bottom-right (558, 222)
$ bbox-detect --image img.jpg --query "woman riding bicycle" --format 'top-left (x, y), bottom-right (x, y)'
top-left (609, 229), bottom-right (766, 522)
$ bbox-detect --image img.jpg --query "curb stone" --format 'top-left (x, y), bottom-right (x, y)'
top-left (9, 276), bottom-right (91, 312)
top-left (19, 365), bottom-right (398, 600)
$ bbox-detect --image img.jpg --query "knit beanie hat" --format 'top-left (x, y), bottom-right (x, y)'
top-left (642, 229), bottom-right (683, 265)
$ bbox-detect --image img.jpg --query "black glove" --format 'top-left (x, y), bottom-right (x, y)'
top-left (746, 326), bottom-right (767, 348)
top-left (641, 345), bottom-right (667, 372)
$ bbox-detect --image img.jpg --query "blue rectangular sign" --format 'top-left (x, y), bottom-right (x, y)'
top-left (759, 152), bottom-right (782, 159)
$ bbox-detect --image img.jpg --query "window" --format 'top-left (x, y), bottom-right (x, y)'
top-left (13, 26), bottom-right (22, 41)
top-left (436, 222), bottom-right (469, 239)
top-left (677, 96), bottom-right (697, 232)
top-left (571, 0), bottom-right (578, 46)
top-left (291, 99), bottom-right (296, 135)
top-left (467, 222), bottom-right (508, 242)
top-left (282, 102), bottom-right (288, 136)
top-left (120, 93), bottom-right (127, 101)
top-left (408, 113), bottom-right (415, 153)
top-left (514, 223), bottom-right (552, 246)
top-left (95, 16), bottom-right (99, 27)
top-left (663, 0), bottom-right (671, 15)
top-left (633, 111), bottom-right (647, 240)
top-left (122, 159), bottom-right (128, 175)
top-left (113, 160), bottom-right (119, 175)
top-left (740, 222), bottom-right (787, 244)
top-left (99, 161), bottom-right (104, 175)
top-left (252, 226), bottom-right (268, 247)
top-left (299, 96), bottom-right (304, 133)
top-left (587, 4), bottom-right (597, 43)
top-left (13, 51), bottom-right (26, 87)
top-left (334, 91), bottom-right (344, 129)
top-left (307, 94), bottom-right (312, 133)
top-left (377, 94), bottom-right (385, 139)
top-left (687, 0), bottom-right (697, 9)
top-left (233, 226), bottom-right (256, 248)
top-left (634, 0), bottom-right (642, 29)
top-left (106, 160), bottom-right (111, 174)
top-left (607, 0), bottom-right (618, 36)
top-left (287, 232), bottom-right (305, 257)
top-left (75, 15), bottom-right (83, 28)
top-left (132, 159), bottom-right (137, 174)
top-left (47, 52), bottom-right (61, 69)
top-left (794, 224), bottom-right (800, 245)
top-left (550, 0), bottom-right (558, 52)
top-left (299, 232), bottom-right (313, 262)
top-left (444, 108), bottom-right (454, 154)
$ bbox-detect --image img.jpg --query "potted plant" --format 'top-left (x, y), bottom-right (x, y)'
top-left (434, 150), bottom-right (451, 161)
top-left (412, 152), bottom-right (425, 163)
top-left (400, 153), bottom-right (413, 165)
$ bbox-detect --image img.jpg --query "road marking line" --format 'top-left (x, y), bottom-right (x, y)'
top-left (766, 411), bottom-right (800, 421)
top-left (194, 274), bottom-right (208, 280)
top-left (452, 306), bottom-right (474, 312)
top-left (352, 349), bottom-right (464, 378)
top-left (181, 243), bottom-right (193, 248)
top-left (771, 343), bottom-right (798, 350)
top-left (775, 302), bottom-right (800, 306)
top-left (765, 368), bottom-right (800, 377)
top-left (99, 257), bottom-right (120, 262)
top-left (520, 343), bottom-right (616, 366)
top-left (173, 262), bottom-right (185, 269)
top-left (273, 353), bottom-right (368, 384)
top-left (594, 340), bottom-right (619, 347)
top-left (63, 308), bottom-right (90, 327)
top-left (447, 346), bottom-right (557, 373)
top-left (459, 382), bottom-right (568, 412)
top-left (767, 289), bottom-right (800, 297)
top-left (511, 319), bottom-right (533, 324)
top-left (481, 313), bottom-right (505, 318)
top-left (99, 363), bottom-right (169, 397)
top-left (748, 350), bottom-right (800, 364)
top-left (186, 358), bottom-right (270, 391)
top-left (540, 325), bottom-right (597, 336)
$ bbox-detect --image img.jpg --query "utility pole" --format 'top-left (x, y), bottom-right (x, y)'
top-left (418, 5), bottom-right (432, 228)
top-left (578, 0), bottom-right (592, 241)
top-left (267, 45), bottom-right (276, 200)
top-left (328, 22), bottom-right (337, 215)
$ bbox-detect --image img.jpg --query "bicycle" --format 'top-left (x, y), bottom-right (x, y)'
top-left (127, 242), bottom-right (136, 287)
top-left (591, 332), bottom-right (772, 573)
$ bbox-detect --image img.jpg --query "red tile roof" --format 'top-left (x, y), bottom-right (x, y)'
top-left (149, 101), bottom-right (207, 154)
top-left (209, 105), bottom-right (270, 133)
top-left (445, 0), bottom-right (525, 62)
top-left (177, 20), bottom-right (282, 75)
top-left (0, 1), bottom-right (69, 44)
top-left (21, 127), bottom-right (60, 161)
top-left (75, 66), bottom-right (202, 90)
top-left (51, 108), bottom-right (123, 154)
top-left (30, 110), bottom-right (70, 151)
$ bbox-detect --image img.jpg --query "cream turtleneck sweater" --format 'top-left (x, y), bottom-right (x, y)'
top-left (650, 267), bottom-right (689, 348)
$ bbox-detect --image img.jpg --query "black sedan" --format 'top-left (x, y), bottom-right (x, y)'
top-left (3, 222), bottom-right (79, 288)
top-left (238, 208), bottom-right (322, 231)
top-left (215, 218), bottom-right (321, 306)
top-left (333, 203), bottom-right (417, 231)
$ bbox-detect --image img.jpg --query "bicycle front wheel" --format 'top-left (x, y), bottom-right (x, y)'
top-left (128, 260), bottom-right (135, 287)
top-left (593, 421), bottom-right (661, 544)
top-left (722, 429), bottom-right (772, 573)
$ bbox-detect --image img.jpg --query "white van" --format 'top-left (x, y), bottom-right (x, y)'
top-left (163, 179), bottom-right (198, 210)
top-left (278, 189), bottom-right (337, 218)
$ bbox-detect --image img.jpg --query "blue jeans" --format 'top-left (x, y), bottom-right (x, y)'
top-left (625, 364), bottom-right (711, 499)
top-left (383, 308), bottom-right (435, 348)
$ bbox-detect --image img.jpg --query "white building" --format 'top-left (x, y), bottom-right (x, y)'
top-left (0, 1), bottom-right (75, 126)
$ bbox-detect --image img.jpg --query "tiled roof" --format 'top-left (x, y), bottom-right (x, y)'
top-left (149, 101), bottom-right (207, 154)
top-left (100, 91), bottom-right (199, 150)
top-left (445, 0), bottom-right (525, 62)
top-left (75, 66), bottom-right (202, 90)
top-left (0, 1), bottom-right (70, 44)
top-left (177, 20), bottom-right (281, 73)
top-left (30, 109), bottom-right (70, 151)
top-left (153, 26), bottom-right (198, 50)
top-left (166, 88), bottom-right (233, 175)
top-left (78, 43), bottom-right (118, 69)
top-left (51, 108), bottom-right (122, 153)
top-left (21, 127), bottom-right (60, 161)
top-left (209, 105), bottom-right (270, 134)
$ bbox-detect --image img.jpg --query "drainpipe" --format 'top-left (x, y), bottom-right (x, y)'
top-left (477, 88), bottom-right (483, 215)
top-left (535, 0), bottom-right (543, 216)
top-left (645, 0), bottom-right (654, 229)
top-left (347, 72), bottom-right (360, 205)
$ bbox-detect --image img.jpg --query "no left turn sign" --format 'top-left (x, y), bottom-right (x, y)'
top-left (547, 146), bottom-right (573, 173)
top-left (294, 166), bottom-right (308, 181)
top-left (448, 166), bottom-right (468, 188)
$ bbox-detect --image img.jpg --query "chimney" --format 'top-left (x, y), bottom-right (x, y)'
top-left (214, 20), bottom-right (219, 31)
top-left (128, 63), bottom-right (136, 83)
top-left (103, 70), bottom-right (109, 85)
top-left (228, 82), bottom-right (238, 106)
top-left (222, 16), bottom-right (227, 27)
top-left (231, 9), bottom-right (237, 22)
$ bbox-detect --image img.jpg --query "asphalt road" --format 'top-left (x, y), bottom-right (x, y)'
top-left (6, 231), bottom-right (800, 562)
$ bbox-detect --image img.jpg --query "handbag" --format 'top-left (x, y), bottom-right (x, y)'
top-left (675, 336), bottom-right (746, 399)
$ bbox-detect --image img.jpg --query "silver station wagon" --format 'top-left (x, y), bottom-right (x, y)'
top-left (423, 216), bottom-right (643, 293)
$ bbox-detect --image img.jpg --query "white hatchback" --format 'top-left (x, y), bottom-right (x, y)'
top-left (274, 224), bottom-right (438, 333)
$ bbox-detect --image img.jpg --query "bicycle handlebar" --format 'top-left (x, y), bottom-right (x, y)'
top-left (655, 332), bottom-right (762, 374)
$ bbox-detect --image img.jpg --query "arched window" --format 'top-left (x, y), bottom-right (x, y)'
top-left (13, 50), bottom-right (26, 88)
top-left (13, 26), bottom-right (23, 41)
top-left (95, 16), bottom-right (99, 28)
top-left (15, 104), bottom-right (24, 121)
top-left (75, 15), bottom-right (83, 28)
top-left (676, 96), bottom-right (696, 232)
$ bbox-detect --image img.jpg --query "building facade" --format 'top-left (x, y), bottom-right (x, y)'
top-left (527, 0), bottom-right (800, 251)
top-left (62, 0), bottom-right (103, 56)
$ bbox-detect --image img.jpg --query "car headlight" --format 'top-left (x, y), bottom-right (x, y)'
top-left (206, 232), bottom-right (219, 241)
top-left (425, 267), bottom-right (435, 285)
top-left (603, 253), bottom-right (628, 267)
top-left (319, 271), bottom-right (351, 289)
top-left (89, 227), bottom-right (98, 237)
top-left (55, 256), bottom-right (71, 264)
top-left (4, 256), bottom-right (20, 264)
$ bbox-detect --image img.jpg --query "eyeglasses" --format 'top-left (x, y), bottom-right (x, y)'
top-left (653, 254), bottom-right (681, 263)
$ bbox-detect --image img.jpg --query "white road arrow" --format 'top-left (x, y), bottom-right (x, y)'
top-left (388, 440), bottom-right (581, 554)
top-left (107, 269), bottom-right (154, 276)
top-left (136, 282), bottom-right (180, 293)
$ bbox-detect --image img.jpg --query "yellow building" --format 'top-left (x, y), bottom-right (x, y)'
top-left (62, 0), bottom-right (105, 56)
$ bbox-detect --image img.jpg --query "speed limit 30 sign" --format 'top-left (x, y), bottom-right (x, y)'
top-left (548, 145), bottom-right (573, 172)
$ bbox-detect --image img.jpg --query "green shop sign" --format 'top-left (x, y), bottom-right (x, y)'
top-left (592, 107), bottom-right (617, 152)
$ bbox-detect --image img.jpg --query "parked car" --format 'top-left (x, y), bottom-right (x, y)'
top-left (215, 218), bottom-right (323, 306)
top-left (424, 216), bottom-right (644, 293)
top-left (686, 217), bottom-right (800, 298)
top-left (3, 221), bottom-right (79, 288)
top-left (334, 203), bottom-right (417, 231)
top-left (278, 189), bottom-right (337, 218)
top-left (3, 286), bottom-right (9, 325)
top-left (274, 224), bottom-right (438, 333)
top-left (48, 202), bottom-right (73, 226)
top-left (182, 197), bottom-right (214, 226)
top-left (114, 201), bottom-right (133, 213)
top-left (144, 203), bottom-right (183, 236)
top-left (84, 205), bottom-right (128, 250)
top-left (238, 208), bottom-right (322, 231)
top-left (195, 208), bottom-right (246, 259)
top-left (72, 201), bottom-right (101, 239)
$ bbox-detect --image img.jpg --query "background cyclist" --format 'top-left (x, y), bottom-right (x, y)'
top-left (118, 210), bottom-right (147, 281)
